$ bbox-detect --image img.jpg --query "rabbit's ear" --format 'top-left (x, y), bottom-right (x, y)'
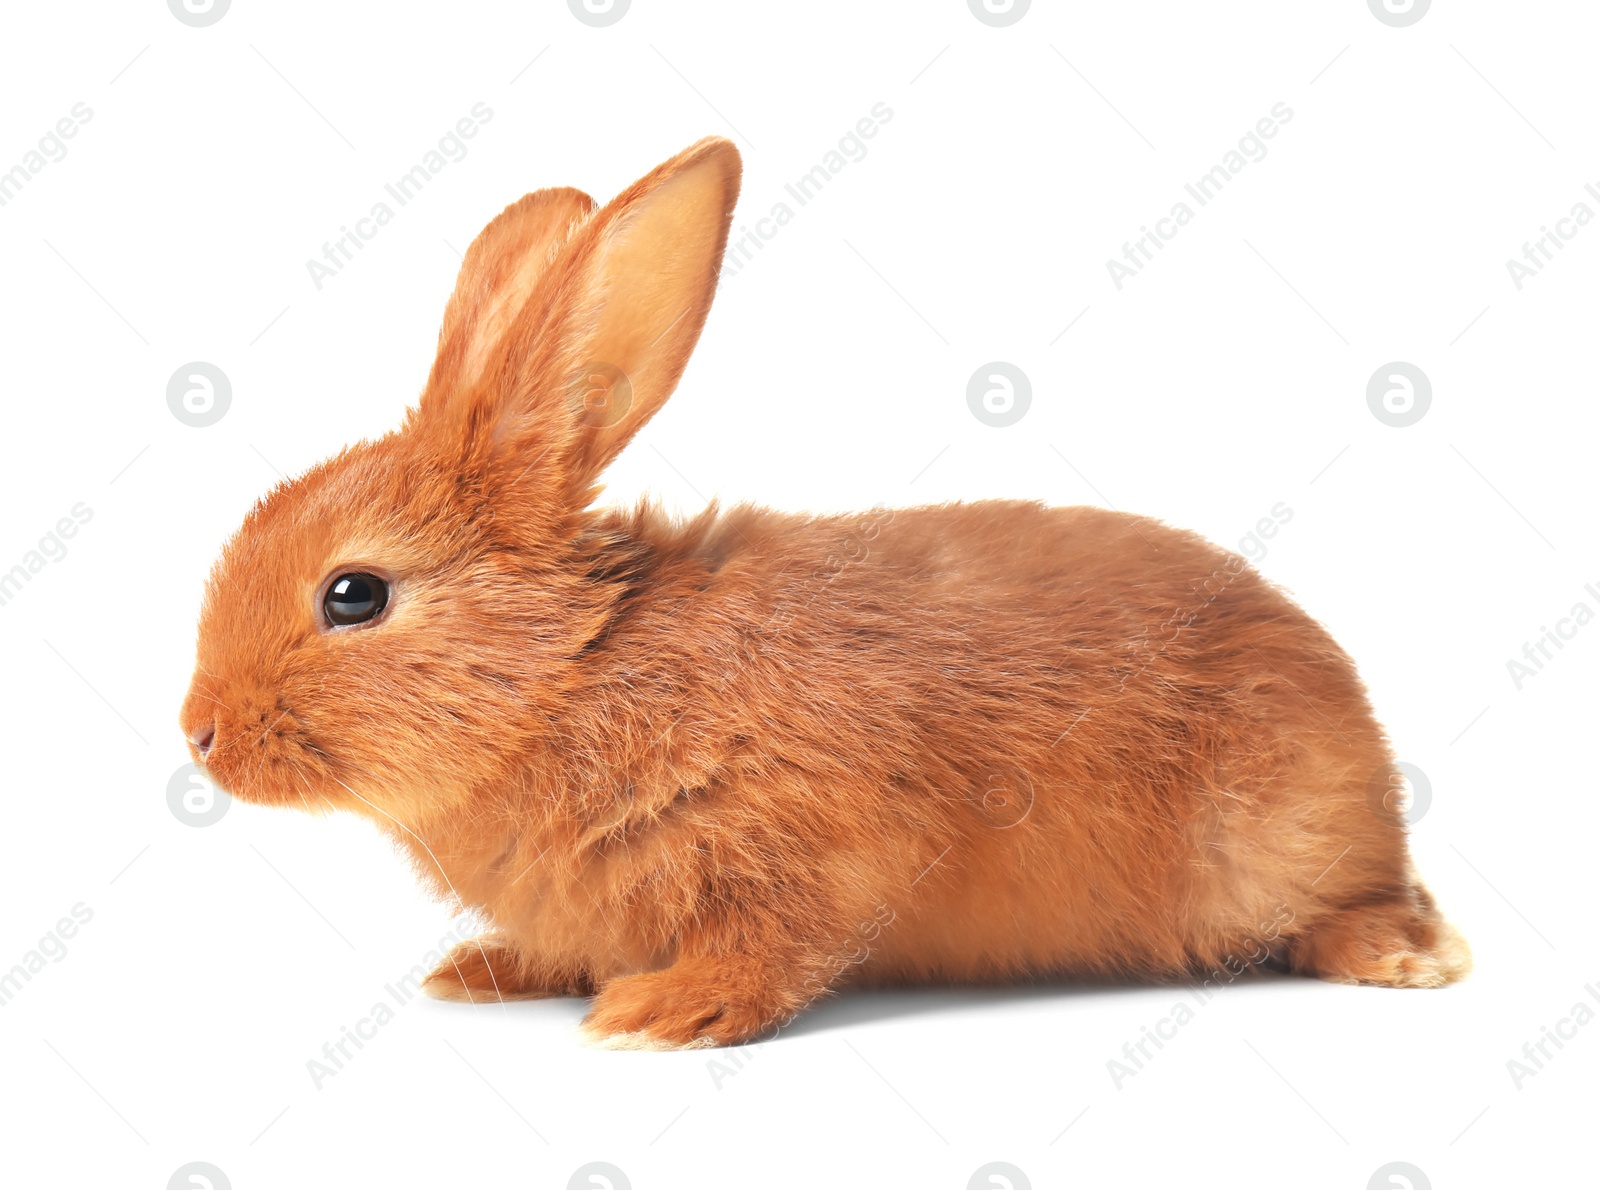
top-left (416, 139), bottom-right (740, 499)
top-left (538, 137), bottom-right (740, 486)
top-left (423, 186), bottom-right (597, 405)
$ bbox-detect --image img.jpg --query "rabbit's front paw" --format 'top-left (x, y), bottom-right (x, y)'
top-left (580, 958), bottom-right (802, 1050)
top-left (421, 937), bottom-right (588, 1003)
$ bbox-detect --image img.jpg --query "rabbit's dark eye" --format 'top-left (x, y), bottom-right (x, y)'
top-left (324, 573), bottom-right (389, 627)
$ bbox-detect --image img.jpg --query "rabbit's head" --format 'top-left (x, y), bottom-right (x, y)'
top-left (179, 138), bottom-right (741, 819)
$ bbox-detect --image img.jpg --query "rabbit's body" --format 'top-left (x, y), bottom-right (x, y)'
top-left (392, 497), bottom-right (1466, 1040)
top-left (182, 138), bottom-right (1467, 1048)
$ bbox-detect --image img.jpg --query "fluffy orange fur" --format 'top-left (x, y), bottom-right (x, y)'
top-left (180, 137), bottom-right (1469, 1048)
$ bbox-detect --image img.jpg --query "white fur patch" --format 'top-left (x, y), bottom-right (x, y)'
top-left (578, 1024), bottom-right (718, 1052)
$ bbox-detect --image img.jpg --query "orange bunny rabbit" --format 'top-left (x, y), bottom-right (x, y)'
top-left (180, 136), bottom-right (1469, 1048)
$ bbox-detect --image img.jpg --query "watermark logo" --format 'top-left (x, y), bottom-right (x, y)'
top-left (0, 903), bottom-right (94, 1009)
top-left (1106, 904), bottom-right (1294, 1087)
top-left (1106, 103), bottom-right (1294, 290)
top-left (0, 103), bottom-right (94, 210)
top-left (168, 0), bottom-right (230, 26)
top-left (168, 762), bottom-right (231, 828)
top-left (969, 766), bottom-right (1035, 829)
top-left (0, 503), bottom-right (93, 611)
top-left (566, 362), bottom-right (633, 428)
top-left (967, 362), bottom-right (1031, 427)
top-left (1506, 185), bottom-right (1600, 290)
top-left (167, 362), bottom-right (231, 428)
top-left (968, 0), bottom-right (1031, 27)
top-left (305, 914), bottom-right (479, 1088)
top-left (969, 1162), bottom-right (1031, 1189)
top-left (306, 104), bottom-right (494, 290)
top-left (1237, 501), bottom-right (1294, 564)
top-left (1368, 1162), bottom-right (1430, 1190)
top-left (568, 1163), bottom-right (631, 1190)
top-left (568, 0), bottom-right (630, 26)
top-left (1366, 762), bottom-right (1431, 827)
top-left (1506, 584), bottom-right (1599, 689)
top-left (1506, 982), bottom-right (1600, 1089)
top-left (168, 1162), bottom-right (231, 1189)
top-left (721, 104), bottom-right (895, 284)
top-left (1366, 362), bottom-right (1430, 427)
top-left (795, 904), bottom-right (896, 1002)
top-left (1367, 0), bottom-right (1429, 28)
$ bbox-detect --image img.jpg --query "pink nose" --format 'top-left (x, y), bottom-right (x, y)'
top-left (190, 722), bottom-right (216, 757)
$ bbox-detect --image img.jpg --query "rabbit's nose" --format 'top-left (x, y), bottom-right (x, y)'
top-left (190, 722), bottom-right (216, 757)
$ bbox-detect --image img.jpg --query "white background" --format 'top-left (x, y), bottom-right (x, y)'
top-left (1, 1), bottom-right (1595, 1187)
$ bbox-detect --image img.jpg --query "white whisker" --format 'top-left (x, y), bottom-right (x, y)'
top-left (328, 774), bottom-right (507, 1013)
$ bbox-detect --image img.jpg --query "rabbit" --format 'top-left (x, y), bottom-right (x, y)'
top-left (179, 136), bottom-right (1469, 1049)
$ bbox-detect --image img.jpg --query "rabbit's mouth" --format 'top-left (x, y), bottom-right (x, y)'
top-left (181, 683), bottom-right (339, 811)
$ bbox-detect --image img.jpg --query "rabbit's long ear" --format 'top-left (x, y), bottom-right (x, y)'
top-left (532, 136), bottom-right (739, 489)
top-left (426, 137), bottom-right (740, 499)
top-left (421, 186), bottom-right (597, 407)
